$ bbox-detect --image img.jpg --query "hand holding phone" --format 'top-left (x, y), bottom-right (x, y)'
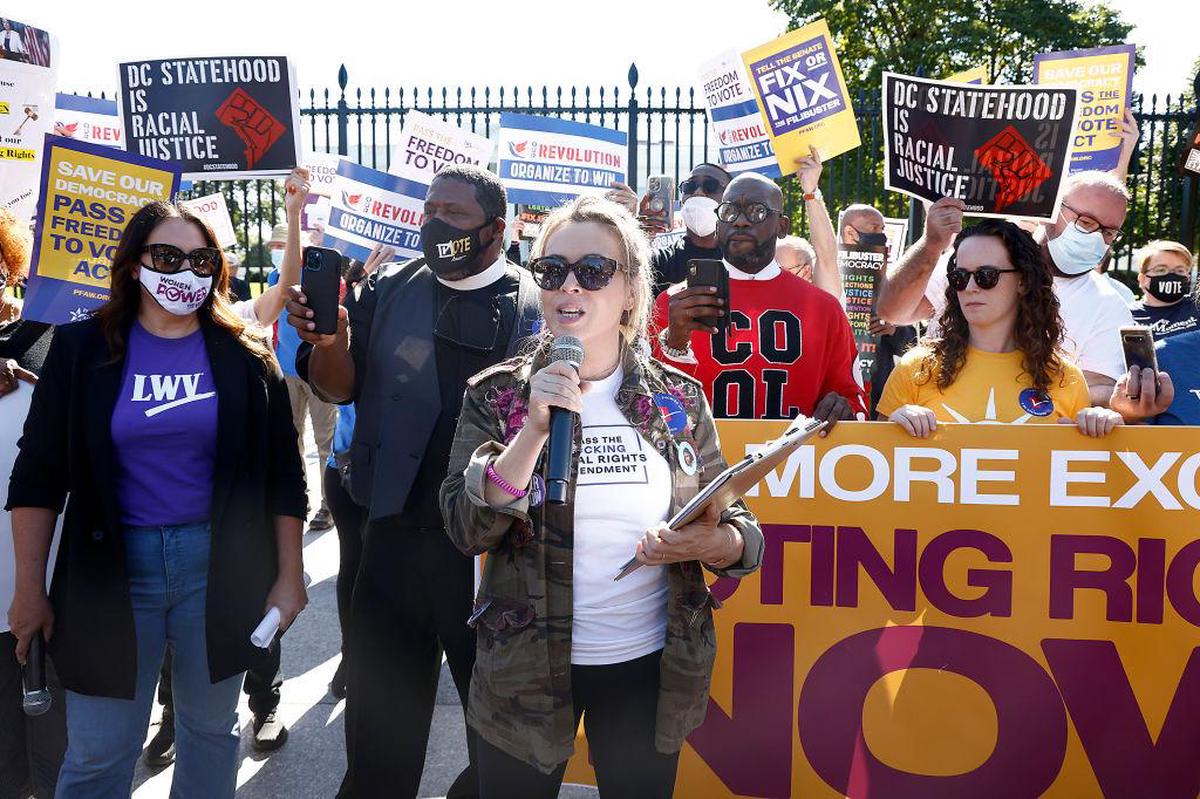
top-left (686, 259), bottom-right (729, 331)
top-left (1119, 326), bottom-right (1158, 400)
top-left (300, 246), bottom-right (343, 336)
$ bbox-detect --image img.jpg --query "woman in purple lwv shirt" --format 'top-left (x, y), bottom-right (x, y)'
top-left (7, 201), bottom-right (308, 798)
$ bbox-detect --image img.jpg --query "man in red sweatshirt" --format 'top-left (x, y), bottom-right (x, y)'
top-left (651, 166), bottom-right (865, 424)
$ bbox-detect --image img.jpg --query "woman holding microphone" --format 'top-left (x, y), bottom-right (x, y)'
top-left (6, 201), bottom-right (308, 797)
top-left (441, 196), bottom-right (763, 798)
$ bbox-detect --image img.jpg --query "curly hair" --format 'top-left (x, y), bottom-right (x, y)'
top-left (917, 219), bottom-right (1065, 393)
top-left (0, 207), bottom-right (32, 287)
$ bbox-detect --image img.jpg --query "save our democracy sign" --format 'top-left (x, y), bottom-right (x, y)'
top-left (118, 56), bottom-right (301, 180)
top-left (1034, 44), bottom-right (1136, 174)
top-left (567, 421), bottom-right (1200, 797)
top-left (390, 110), bottom-right (494, 185)
top-left (23, 135), bottom-right (180, 324)
top-left (497, 112), bottom-right (627, 206)
top-left (883, 73), bottom-right (1080, 219)
top-left (697, 50), bottom-right (780, 178)
top-left (741, 18), bottom-right (860, 176)
top-left (324, 159), bottom-right (425, 261)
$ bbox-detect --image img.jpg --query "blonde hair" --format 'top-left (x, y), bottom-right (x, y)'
top-left (531, 195), bottom-right (653, 346)
top-left (1135, 240), bottom-right (1195, 274)
top-left (0, 207), bottom-right (32, 287)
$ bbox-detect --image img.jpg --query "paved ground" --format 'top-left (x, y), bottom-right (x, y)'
top-left (129, 422), bottom-right (598, 798)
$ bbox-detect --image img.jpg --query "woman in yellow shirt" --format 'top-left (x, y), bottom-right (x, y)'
top-left (877, 218), bottom-right (1123, 438)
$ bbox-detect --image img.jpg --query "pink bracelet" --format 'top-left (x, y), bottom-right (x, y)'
top-left (486, 463), bottom-right (528, 498)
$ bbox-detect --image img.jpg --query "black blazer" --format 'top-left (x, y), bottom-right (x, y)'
top-left (5, 317), bottom-right (307, 698)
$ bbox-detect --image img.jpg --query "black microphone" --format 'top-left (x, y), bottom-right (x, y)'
top-left (546, 335), bottom-right (584, 505)
top-left (22, 635), bottom-right (51, 717)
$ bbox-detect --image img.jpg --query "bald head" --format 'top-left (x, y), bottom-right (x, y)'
top-left (723, 172), bottom-right (784, 208)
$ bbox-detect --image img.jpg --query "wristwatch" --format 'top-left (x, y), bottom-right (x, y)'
top-left (803, 188), bottom-right (823, 202)
top-left (657, 329), bottom-right (694, 360)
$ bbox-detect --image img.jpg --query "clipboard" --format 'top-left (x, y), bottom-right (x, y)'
top-left (614, 414), bottom-right (828, 581)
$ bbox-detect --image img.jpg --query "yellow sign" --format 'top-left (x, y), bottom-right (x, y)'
top-left (567, 420), bottom-right (1200, 797)
top-left (946, 66), bottom-right (988, 85)
top-left (1034, 44), bottom-right (1136, 173)
top-left (23, 136), bottom-right (179, 324)
top-left (741, 19), bottom-right (861, 175)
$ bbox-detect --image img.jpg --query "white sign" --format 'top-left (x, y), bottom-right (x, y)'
top-left (0, 18), bottom-right (59, 221)
top-left (180, 192), bottom-right (237, 249)
top-left (389, 110), bottom-right (494, 185)
top-left (303, 150), bottom-right (340, 197)
top-left (697, 49), bottom-right (780, 178)
top-left (54, 93), bottom-right (123, 148)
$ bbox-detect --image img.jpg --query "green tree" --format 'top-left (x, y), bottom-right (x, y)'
top-left (770, 0), bottom-right (1136, 100)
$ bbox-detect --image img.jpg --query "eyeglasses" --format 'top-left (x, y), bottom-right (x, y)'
top-left (142, 244), bottom-right (221, 277)
top-left (1144, 263), bottom-right (1192, 278)
top-left (1061, 203), bottom-right (1124, 245)
top-left (947, 264), bottom-right (1019, 291)
top-left (529, 254), bottom-right (622, 291)
top-left (715, 201), bottom-right (780, 224)
top-left (679, 176), bottom-right (725, 196)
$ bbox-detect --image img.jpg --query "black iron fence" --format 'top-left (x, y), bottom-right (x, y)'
top-left (165, 63), bottom-right (1199, 283)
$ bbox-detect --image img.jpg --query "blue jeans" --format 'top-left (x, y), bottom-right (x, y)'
top-left (55, 523), bottom-right (244, 799)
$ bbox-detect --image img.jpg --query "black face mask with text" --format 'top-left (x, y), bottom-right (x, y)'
top-left (421, 217), bottom-right (494, 276)
top-left (1145, 274), bottom-right (1192, 303)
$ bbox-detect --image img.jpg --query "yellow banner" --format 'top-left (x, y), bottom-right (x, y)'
top-left (567, 420), bottom-right (1200, 797)
top-left (1034, 44), bottom-right (1136, 173)
top-left (741, 19), bottom-right (860, 175)
top-left (946, 66), bottom-right (988, 85)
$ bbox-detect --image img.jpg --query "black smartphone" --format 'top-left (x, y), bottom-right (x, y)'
top-left (1120, 325), bottom-right (1159, 399)
top-left (300, 246), bottom-right (342, 335)
top-left (687, 259), bottom-right (729, 331)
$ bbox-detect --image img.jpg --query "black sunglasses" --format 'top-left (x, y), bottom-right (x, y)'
top-left (680, 176), bottom-right (724, 196)
top-left (142, 244), bottom-right (221, 277)
top-left (716, 201), bottom-right (779, 225)
top-left (529, 254), bottom-right (622, 291)
top-left (947, 264), bottom-right (1019, 291)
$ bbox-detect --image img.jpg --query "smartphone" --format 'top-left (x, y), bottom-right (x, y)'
top-left (300, 246), bottom-right (342, 335)
top-left (1120, 325), bottom-right (1159, 399)
top-left (687, 259), bottom-right (729, 331)
top-left (640, 174), bottom-right (675, 230)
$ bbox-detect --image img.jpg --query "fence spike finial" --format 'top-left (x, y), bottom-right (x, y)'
top-left (338, 64), bottom-right (348, 92)
top-left (628, 63), bottom-right (639, 91)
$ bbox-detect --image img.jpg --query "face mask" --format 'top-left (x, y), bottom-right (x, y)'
top-left (1146, 274), bottom-right (1192, 303)
top-left (270, 248), bottom-right (285, 268)
top-left (681, 196), bottom-right (719, 237)
top-left (421, 217), bottom-right (493, 275)
top-left (856, 231), bottom-right (889, 248)
top-left (139, 267), bottom-right (212, 316)
top-left (1047, 224), bottom-right (1110, 276)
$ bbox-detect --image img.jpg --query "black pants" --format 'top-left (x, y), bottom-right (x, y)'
top-left (476, 650), bottom-right (678, 799)
top-left (158, 634), bottom-right (281, 717)
top-left (323, 465), bottom-right (365, 663)
top-left (0, 632), bottom-right (67, 799)
top-left (337, 518), bottom-right (478, 799)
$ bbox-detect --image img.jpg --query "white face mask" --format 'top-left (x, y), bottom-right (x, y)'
top-left (139, 267), bottom-right (212, 316)
top-left (681, 196), bottom-right (719, 238)
top-left (1046, 223), bottom-right (1110, 276)
top-left (270, 248), bottom-right (285, 268)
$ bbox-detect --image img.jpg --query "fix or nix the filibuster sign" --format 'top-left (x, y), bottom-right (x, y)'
top-left (496, 112), bottom-right (627, 206)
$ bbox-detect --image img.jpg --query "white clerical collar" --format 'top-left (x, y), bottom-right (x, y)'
top-left (723, 259), bottom-right (782, 281)
top-left (437, 253), bottom-right (508, 290)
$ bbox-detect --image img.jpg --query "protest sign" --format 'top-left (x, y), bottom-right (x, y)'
top-left (302, 195), bottom-right (331, 233)
top-left (324, 159), bottom-right (425, 261)
top-left (838, 243), bottom-right (887, 380)
top-left (741, 19), bottom-right (860, 175)
top-left (883, 73), bottom-right (1079, 219)
top-left (54, 93), bottom-right (123, 148)
top-left (23, 135), bottom-right (180, 324)
top-left (882, 216), bottom-right (909, 264)
top-left (303, 150), bottom-right (340, 197)
top-left (946, 66), bottom-right (988, 85)
top-left (1034, 44), bottom-right (1136, 173)
top-left (180, 191), bottom-right (236, 249)
top-left (390, 110), bottom-right (494, 185)
top-left (0, 17), bottom-right (57, 221)
top-left (118, 56), bottom-right (301, 180)
top-left (514, 203), bottom-right (551, 241)
top-left (497, 112), bottom-right (627, 206)
top-left (698, 49), bottom-right (780, 178)
top-left (567, 421), bottom-right (1200, 797)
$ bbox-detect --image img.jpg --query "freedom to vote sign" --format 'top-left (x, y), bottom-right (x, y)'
top-left (497, 112), bottom-right (626, 206)
top-left (883, 73), bottom-right (1080, 219)
top-left (1034, 44), bottom-right (1136, 174)
top-left (566, 421), bottom-right (1200, 797)
top-left (118, 56), bottom-right (301, 180)
top-left (23, 136), bottom-right (180, 324)
top-left (697, 50), bottom-right (780, 178)
top-left (324, 159), bottom-right (425, 261)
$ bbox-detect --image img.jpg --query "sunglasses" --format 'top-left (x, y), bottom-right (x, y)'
top-left (680, 176), bottom-right (724, 196)
top-left (716, 201), bottom-right (779, 225)
top-left (142, 244), bottom-right (221, 277)
top-left (529, 254), bottom-right (622, 291)
top-left (947, 264), bottom-right (1019, 291)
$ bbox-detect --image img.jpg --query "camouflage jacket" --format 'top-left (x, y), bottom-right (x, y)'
top-left (440, 345), bottom-right (763, 774)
